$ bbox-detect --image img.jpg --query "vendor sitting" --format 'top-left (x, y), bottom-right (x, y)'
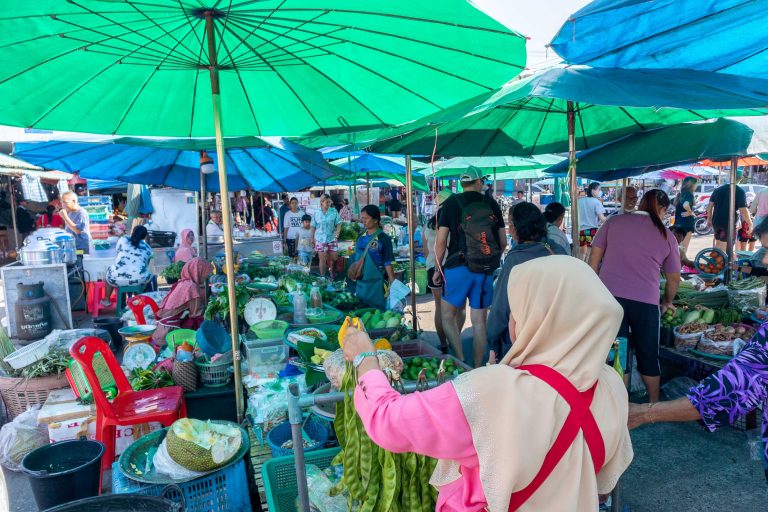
top-left (174, 228), bottom-right (197, 263)
top-left (152, 257), bottom-right (212, 345)
top-left (207, 210), bottom-right (227, 241)
top-left (350, 205), bottom-right (395, 309)
top-left (101, 226), bottom-right (155, 308)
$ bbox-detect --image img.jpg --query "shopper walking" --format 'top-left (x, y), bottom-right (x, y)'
top-left (577, 182), bottom-right (606, 260)
top-left (488, 202), bottom-right (567, 362)
top-left (589, 189), bottom-right (681, 403)
top-left (311, 194), bottom-right (342, 279)
top-left (343, 256), bottom-right (633, 511)
top-left (433, 167), bottom-right (506, 367)
top-left (707, 170), bottom-right (752, 252)
top-left (674, 177), bottom-right (697, 251)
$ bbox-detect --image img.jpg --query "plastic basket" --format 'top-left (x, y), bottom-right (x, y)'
top-left (166, 329), bottom-right (197, 352)
top-left (3, 338), bottom-right (50, 370)
top-left (66, 353), bottom-right (116, 401)
top-left (266, 419), bottom-right (330, 457)
top-left (406, 266), bottom-right (428, 295)
top-left (88, 212), bottom-right (110, 222)
top-left (194, 359), bottom-right (231, 387)
top-left (111, 458), bottom-right (250, 512)
top-left (262, 447), bottom-right (340, 512)
top-left (78, 196), bottom-right (111, 206)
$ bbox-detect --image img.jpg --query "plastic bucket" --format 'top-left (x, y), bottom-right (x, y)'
top-left (21, 439), bottom-right (105, 511)
top-left (42, 494), bottom-right (181, 512)
top-left (93, 317), bottom-right (124, 351)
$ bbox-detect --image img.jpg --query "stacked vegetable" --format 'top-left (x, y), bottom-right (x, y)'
top-left (661, 306), bottom-right (741, 329)
top-left (401, 356), bottom-right (465, 381)
top-left (728, 276), bottom-right (766, 310)
top-left (351, 309), bottom-right (403, 330)
top-left (330, 363), bottom-right (438, 510)
top-left (338, 222), bottom-right (363, 242)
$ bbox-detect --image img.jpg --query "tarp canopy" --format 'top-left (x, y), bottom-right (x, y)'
top-left (13, 138), bottom-right (349, 193)
top-left (370, 66), bottom-right (768, 157)
top-left (544, 119), bottom-right (755, 180)
top-left (550, 0), bottom-right (768, 79)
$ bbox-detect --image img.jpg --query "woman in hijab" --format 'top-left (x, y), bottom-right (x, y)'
top-left (152, 257), bottom-right (211, 344)
top-left (173, 228), bottom-right (197, 263)
top-left (342, 256), bottom-right (633, 511)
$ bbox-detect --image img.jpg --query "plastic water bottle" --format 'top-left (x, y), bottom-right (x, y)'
top-left (309, 282), bottom-right (323, 316)
top-left (293, 284), bottom-right (307, 324)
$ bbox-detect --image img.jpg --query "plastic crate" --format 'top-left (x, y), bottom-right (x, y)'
top-left (111, 458), bottom-right (251, 512)
top-left (262, 447), bottom-right (340, 512)
top-left (391, 339), bottom-right (441, 358)
top-left (266, 418), bottom-right (330, 457)
top-left (78, 196), bottom-right (111, 206)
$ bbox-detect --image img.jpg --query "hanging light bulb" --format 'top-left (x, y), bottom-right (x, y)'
top-left (200, 150), bottom-right (215, 174)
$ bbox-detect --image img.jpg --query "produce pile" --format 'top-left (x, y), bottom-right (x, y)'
top-left (661, 306), bottom-right (741, 329)
top-left (696, 250), bottom-right (726, 275)
top-left (338, 222), bottom-right (363, 242)
top-left (129, 368), bottom-right (175, 391)
top-left (350, 309), bottom-right (403, 330)
top-left (330, 363), bottom-right (438, 511)
top-left (728, 276), bottom-right (767, 310)
top-left (160, 261), bottom-right (185, 281)
top-left (671, 280), bottom-right (729, 308)
top-left (705, 324), bottom-right (755, 342)
top-left (401, 356), bottom-right (465, 381)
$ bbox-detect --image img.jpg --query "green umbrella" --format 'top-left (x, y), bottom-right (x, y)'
top-left (0, 1), bottom-right (526, 431)
top-left (429, 155), bottom-right (564, 178)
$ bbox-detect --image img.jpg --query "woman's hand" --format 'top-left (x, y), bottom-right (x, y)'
top-left (628, 402), bottom-right (648, 430)
top-left (342, 327), bottom-right (376, 362)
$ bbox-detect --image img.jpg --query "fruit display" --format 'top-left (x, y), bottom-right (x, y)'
top-left (351, 308), bottom-right (403, 330)
top-left (695, 249), bottom-right (726, 275)
top-left (329, 363), bottom-right (438, 510)
top-left (661, 306), bottom-right (741, 329)
top-left (165, 418), bottom-right (242, 472)
top-left (401, 356), bottom-right (465, 381)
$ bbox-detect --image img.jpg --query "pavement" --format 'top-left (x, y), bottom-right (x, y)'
top-left (3, 232), bottom-right (768, 510)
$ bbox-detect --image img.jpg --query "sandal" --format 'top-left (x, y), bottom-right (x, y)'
top-left (99, 299), bottom-right (112, 307)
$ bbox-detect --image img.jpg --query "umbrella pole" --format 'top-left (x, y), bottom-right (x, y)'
top-left (567, 101), bottom-right (579, 257)
top-left (621, 178), bottom-right (628, 211)
top-left (205, 13), bottom-right (244, 424)
top-left (726, 156), bottom-right (737, 284)
top-left (405, 156), bottom-right (418, 330)
top-left (249, 191), bottom-right (256, 228)
top-left (7, 177), bottom-right (18, 250)
top-left (366, 172), bottom-right (371, 206)
top-left (199, 155), bottom-right (208, 261)
top-left (493, 168), bottom-right (497, 196)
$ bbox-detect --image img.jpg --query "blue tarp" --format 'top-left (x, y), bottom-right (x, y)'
top-left (551, 0), bottom-right (768, 78)
top-left (13, 138), bottom-right (347, 193)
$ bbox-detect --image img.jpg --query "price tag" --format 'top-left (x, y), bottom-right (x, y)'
top-left (272, 240), bottom-right (283, 254)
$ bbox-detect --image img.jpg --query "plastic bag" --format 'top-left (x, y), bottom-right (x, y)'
top-left (0, 406), bottom-right (48, 471)
top-left (387, 279), bottom-right (411, 310)
top-left (153, 439), bottom-right (206, 479)
top-left (306, 464), bottom-right (347, 512)
top-left (247, 374), bottom-right (307, 443)
top-left (728, 287), bottom-right (767, 311)
top-left (46, 328), bottom-right (111, 351)
top-left (661, 377), bottom-right (699, 401)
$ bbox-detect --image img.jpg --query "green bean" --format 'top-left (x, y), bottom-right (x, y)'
top-left (378, 450), bottom-right (397, 512)
top-left (342, 365), bottom-right (364, 501)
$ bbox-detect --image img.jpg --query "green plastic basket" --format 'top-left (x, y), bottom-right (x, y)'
top-left (166, 329), bottom-right (197, 352)
top-left (262, 447), bottom-right (340, 512)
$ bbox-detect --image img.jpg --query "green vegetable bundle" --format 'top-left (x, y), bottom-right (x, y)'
top-left (204, 283), bottom-right (252, 321)
top-left (331, 364), bottom-right (438, 511)
top-left (129, 368), bottom-right (174, 390)
top-left (160, 261), bottom-right (185, 280)
top-left (728, 276), bottom-right (765, 290)
top-left (17, 349), bottom-right (70, 379)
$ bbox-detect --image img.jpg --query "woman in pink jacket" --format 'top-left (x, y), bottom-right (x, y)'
top-left (343, 256), bottom-right (633, 511)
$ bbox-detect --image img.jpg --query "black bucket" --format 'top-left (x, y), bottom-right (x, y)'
top-left (42, 494), bottom-right (182, 512)
top-left (21, 439), bottom-right (105, 511)
top-left (94, 317), bottom-right (124, 352)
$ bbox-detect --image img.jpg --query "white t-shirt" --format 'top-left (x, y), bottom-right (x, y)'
top-left (283, 210), bottom-right (305, 240)
top-left (297, 227), bottom-right (313, 253)
top-left (578, 197), bottom-right (606, 230)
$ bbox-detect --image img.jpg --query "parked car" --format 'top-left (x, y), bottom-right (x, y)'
top-left (694, 182), bottom-right (718, 204)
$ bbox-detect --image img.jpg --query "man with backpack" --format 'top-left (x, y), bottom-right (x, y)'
top-left (433, 167), bottom-right (506, 367)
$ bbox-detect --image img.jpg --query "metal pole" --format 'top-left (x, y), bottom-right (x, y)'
top-left (567, 101), bottom-right (579, 257)
top-left (249, 191), bottom-right (256, 228)
top-left (366, 172), bottom-right (371, 207)
top-left (405, 156), bottom-right (418, 330)
top-left (205, 13), bottom-right (244, 423)
top-left (493, 168), bottom-right (497, 197)
top-left (7, 177), bottom-right (18, 250)
top-left (199, 152), bottom-right (208, 261)
top-left (621, 178), bottom-right (628, 212)
top-left (726, 156), bottom-right (738, 284)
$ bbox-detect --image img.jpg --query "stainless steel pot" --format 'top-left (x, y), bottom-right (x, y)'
top-left (28, 229), bottom-right (76, 264)
top-left (19, 239), bottom-right (63, 266)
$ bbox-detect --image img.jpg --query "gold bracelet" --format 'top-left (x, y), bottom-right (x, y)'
top-left (646, 402), bottom-right (657, 424)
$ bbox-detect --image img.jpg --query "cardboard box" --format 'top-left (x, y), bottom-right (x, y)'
top-left (40, 389), bottom-right (161, 455)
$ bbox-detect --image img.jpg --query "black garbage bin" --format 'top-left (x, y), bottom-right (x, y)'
top-left (93, 316), bottom-right (124, 351)
top-left (21, 439), bottom-right (105, 511)
top-left (42, 494), bottom-right (182, 512)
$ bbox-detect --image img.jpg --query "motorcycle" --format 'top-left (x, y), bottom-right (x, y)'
top-left (694, 206), bottom-right (712, 236)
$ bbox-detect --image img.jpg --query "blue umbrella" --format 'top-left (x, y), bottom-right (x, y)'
top-left (550, 0), bottom-right (768, 78)
top-left (13, 138), bottom-right (347, 192)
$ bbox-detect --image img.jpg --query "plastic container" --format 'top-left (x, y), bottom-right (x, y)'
top-left (111, 458), bottom-right (250, 512)
top-left (195, 359), bottom-right (232, 387)
top-left (21, 439), bottom-right (105, 511)
top-left (309, 282), bottom-right (322, 316)
top-left (42, 494), bottom-right (182, 512)
top-left (391, 339), bottom-right (442, 358)
top-left (3, 337), bottom-right (50, 370)
top-left (262, 447), bottom-right (340, 512)
top-left (293, 285), bottom-right (307, 324)
top-left (266, 418), bottom-right (330, 457)
top-left (250, 319), bottom-right (288, 339)
top-left (242, 335), bottom-right (288, 371)
top-left (77, 196), bottom-right (111, 206)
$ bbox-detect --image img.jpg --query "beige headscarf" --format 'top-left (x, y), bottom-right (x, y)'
top-left (432, 256), bottom-right (633, 511)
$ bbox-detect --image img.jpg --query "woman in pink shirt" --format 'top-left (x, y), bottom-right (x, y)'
top-left (343, 256), bottom-right (633, 511)
top-left (750, 186), bottom-right (768, 228)
top-left (588, 189), bottom-right (681, 403)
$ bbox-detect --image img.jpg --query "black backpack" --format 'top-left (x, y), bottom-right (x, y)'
top-left (455, 195), bottom-right (502, 274)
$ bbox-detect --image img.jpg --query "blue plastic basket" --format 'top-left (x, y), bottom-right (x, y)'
top-left (266, 419), bottom-right (330, 458)
top-left (262, 448), bottom-right (340, 512)
top-left (111, 458), bottom-right (251, 512)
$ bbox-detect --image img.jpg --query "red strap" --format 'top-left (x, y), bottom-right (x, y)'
top-left (507, 364), bottom-right (605, 511)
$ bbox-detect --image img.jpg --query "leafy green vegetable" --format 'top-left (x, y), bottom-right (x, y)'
top-left (338, 222), bottom-right (362, 242)
top-left (204, 283), bottom-right (252, 321)
top-left (161, 261), bottom-right (185, 280)
top-left (17, 349), bottom-right (70, 379)
top-left (130, 368), bottom-right (175, 390)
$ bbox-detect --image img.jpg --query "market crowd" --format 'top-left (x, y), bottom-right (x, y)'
top-left (341, 167), bottom-right (768, 510)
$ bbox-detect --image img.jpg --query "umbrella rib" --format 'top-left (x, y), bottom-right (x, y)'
top-left (67, 1), bottom-right (201, 64)
top-left (240, 149), bottom-right (289, 192)
top-left (576, 104), bottom-right (590, 149)
top-left (229, 14), bottom-right (504, 91)
top-left (529, 97), bottom-right (556, 156)
top-left (478, 106), bottom-right (524, 157)
top-left (175, 0), bottom-right (206, 48)
top-left (187, 43), bottom-right (207, 137)
top-left (224, 16), bottom-right (389, 129)
top-left (617, 107), bottom-right (647, 130)
top-left (232, 12), bottom-right (524, 71)
top-left (223, 0), bottom-right (290, 58)
top-left (226, 15), bottom-right (444, 109)
top-left (123, 0), bottom-right (206, 64)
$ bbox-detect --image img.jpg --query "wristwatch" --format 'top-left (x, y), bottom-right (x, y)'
top-left (353, 351), bottom-right (378, 368)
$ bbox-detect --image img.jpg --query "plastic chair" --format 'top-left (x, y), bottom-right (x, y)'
top-left (126, 295), bottom-right (159, 325)
top-left (86, 281), bottom-right (116, 318)
top-left (69, 336), bottom-right (187, 471)
top-left (115, 285), bottom-right (144, 317)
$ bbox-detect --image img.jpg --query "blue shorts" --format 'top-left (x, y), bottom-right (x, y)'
top-left (443, 266), bottom-right (493, 309)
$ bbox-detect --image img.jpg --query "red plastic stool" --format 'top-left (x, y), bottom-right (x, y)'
top-left (87, 282), bottom-right (116, 318)
top-left (126, 295), bottom-right (160, 325)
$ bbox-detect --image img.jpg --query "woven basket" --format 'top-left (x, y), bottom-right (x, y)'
top-left (0, 373), bottom-right (69, 420)
top-left (172, 361), bottom-right (198, 392)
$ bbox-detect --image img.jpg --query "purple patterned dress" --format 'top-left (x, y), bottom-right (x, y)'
top-left (687, 322), bottom-right (768, 477)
